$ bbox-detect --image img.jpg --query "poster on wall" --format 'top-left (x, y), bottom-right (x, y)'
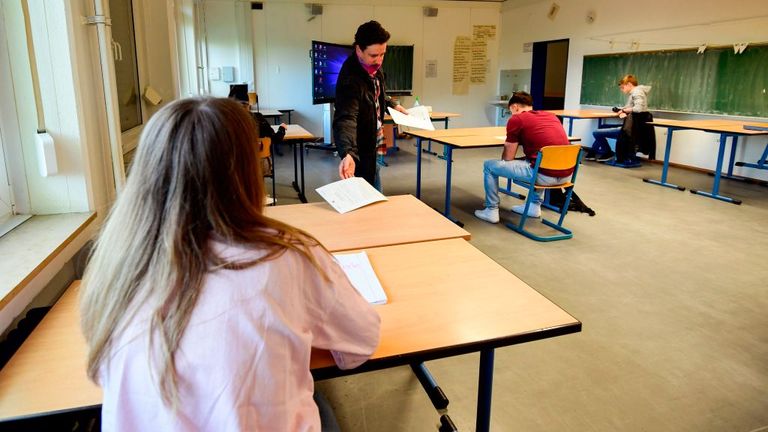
top-left (452, 36), bottom-right (471, 95)
top-left (470, 35), bottom-right (488, 84)
top-left (425, 60), bottom-right (437, 78)
top-left (473, 25), bottom-right (496, 40)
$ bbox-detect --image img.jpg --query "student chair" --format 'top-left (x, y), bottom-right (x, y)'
top-left (507, 144), bottom-right (583, 242)
top-left (257, 137), bottom-right (276, 205)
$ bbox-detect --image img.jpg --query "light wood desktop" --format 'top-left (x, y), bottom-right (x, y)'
top-left (264, 194), bottom-right (470, 252)
top-left (0, 239), bottom-right (581, 432)
top-left (272, 124), bottom-right (316, 203)
top-left (384, 111), bottom-right (462, 157)
top-left (546, 109), bottom-right (619, 135)
top-left (0, 281), bottom-right (99, 421)
top-left (646, 118), bottom-right (768, 204)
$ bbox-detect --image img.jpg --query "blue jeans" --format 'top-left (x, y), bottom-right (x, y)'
top-left (483, 159), bottom-right (570, 209)
top-left (592, 127), bottom-right (621, 155)
top-left (374, 162), bottom-right (382, 192)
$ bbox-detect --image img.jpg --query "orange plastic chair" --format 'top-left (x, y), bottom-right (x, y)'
top-left (507, 144), bottom-right (583, 241)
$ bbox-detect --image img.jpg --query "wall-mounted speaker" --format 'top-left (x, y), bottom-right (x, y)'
top-left (309, 3), bottom-right (323, 16)
top-left (423, 7), bottom-right (438, 17)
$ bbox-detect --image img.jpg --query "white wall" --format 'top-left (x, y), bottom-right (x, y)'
top-left (500, 0), bottom-right (768, 181)
top-left (207, 0), bottom-right (502, 138)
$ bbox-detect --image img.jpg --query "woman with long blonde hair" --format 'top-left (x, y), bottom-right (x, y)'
top-left (80, 97), bottom-right (380, 431)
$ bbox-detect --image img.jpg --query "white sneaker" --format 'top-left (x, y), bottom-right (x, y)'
top-left (474, 207), bottom-right (499, 224)
top-left (511, 203), bottom-right (541, 218)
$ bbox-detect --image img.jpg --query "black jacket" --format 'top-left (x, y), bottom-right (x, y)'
top-left (332, 55), bottom-right (396, 185)
top-left (253, 112), bottom-right (286, 142)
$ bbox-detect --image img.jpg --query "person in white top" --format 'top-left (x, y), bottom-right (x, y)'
top-left (80, 97), bottom-right (381, 431)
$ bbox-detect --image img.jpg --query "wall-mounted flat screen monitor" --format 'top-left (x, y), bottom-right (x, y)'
top-left (311, 40), bottom-right (414, 105)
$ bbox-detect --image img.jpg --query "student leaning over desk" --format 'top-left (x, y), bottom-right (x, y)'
top-left (80, 97), bottom-right (380, 431)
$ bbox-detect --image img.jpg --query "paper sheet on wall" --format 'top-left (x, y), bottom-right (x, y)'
top-left (315, 177), bottom-right (387, 214)
top-left (387, 106), bottom-right (435, 130)
top-left (470, 35), bottom-right (488, 84)
top-left (333, 251), bottom-right (387, 304)
top-left (452, 36), bottom-right (471, 95)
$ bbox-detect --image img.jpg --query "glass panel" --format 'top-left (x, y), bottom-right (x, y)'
top-left (0, 130), bottom-right (11, 218)
top-left (109, 0), bottom-right (141, 132)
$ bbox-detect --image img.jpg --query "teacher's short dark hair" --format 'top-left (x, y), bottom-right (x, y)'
top-left (354, 21), bottom-right (391, 50)
top-left (509, 91), bottom-right (533, 108)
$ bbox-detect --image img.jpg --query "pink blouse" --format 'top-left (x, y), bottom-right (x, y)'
top-left (99, 240), bottom-right (381, 431)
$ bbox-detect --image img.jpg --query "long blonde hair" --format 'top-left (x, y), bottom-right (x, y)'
top-left (80, 97), bottom-right (324, 406)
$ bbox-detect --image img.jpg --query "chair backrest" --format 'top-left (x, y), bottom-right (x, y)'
top-left (538, 144), bottom-right (581, 171)
top-left (257, 137), bottom-right (272, 159)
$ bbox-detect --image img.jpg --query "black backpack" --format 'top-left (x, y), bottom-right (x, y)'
top-left (548, 188), bottom-right (596, 217)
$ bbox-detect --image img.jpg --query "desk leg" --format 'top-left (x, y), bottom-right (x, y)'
top-left (712, 135), bottom-right (746, 181)
top-left (291, 142), bottom-right (308, 203)
top-left (690, 134), bottom-right (741, 204)
top-left (443, 146), bottom-right (463, 227)
top-left (300, 142), bottom-right (307, 203)
top-left (410, 363), bottom-right (449, 410)
top-left (642, 127), bottom-right (685, 191)
top-left (568, 118), bottom-right (574, 136)
top-left (424, 139), bottom-right (438, 156)
top-left (735, 141), bottom-right (768, 171)
top-left (416, 138), bottom-right (423, 199)
top-left (476, 349), bottom-right (495, 432)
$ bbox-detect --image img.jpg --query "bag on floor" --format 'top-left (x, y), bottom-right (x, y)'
top-left (548, 188), bottom-right (596, 217)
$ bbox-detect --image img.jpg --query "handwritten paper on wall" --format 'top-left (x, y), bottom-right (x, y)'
top-left (452, 36), bottom-right (471, 95)
top-left (470, 25), bottom-right (496, 84)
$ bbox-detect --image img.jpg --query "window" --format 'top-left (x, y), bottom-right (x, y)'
top-left (0, 2), bottom-right (31, 235)
top-left (110, 0), bottom-right (142, 133)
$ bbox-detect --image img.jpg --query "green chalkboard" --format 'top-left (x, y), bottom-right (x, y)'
top-left (580, 45), bottom-right (768, 117)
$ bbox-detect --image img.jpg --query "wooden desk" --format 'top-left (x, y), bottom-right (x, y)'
top-left (272, 124), bottom-right (316, 203)
top-left (0, 281), bottom-right (99, 421)
top-left (385, 112), bottom-right (463, 157)
top-left (312, 239), bottom-right (581, 431)
top-left (264, 194), bottom-right (470, 252)
top-left (407, 128), bottom-right (580, 225)
top-left (250, 108), bottom-right (284, 125)
top-left (0, 240), bottom-right (581, 432)
top-left (646, 118), bottom-right (768, 204)
top-left (546, 109), bottom-right (620, 135)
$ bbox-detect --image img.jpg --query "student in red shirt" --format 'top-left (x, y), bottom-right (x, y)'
top-left (474, 91), bottom-right (574, 223)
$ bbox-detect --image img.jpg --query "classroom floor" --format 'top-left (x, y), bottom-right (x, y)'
top-left (267, 138), bottom-right (768, 432)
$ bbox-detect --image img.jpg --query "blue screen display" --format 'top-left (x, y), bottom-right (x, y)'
top-left (312, 41), bottom-right (353, 105)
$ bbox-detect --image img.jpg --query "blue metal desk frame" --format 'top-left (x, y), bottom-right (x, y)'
top-left (643, 124), bottom-right (768, 205)
top-left (414, 136), bottom-right (504, 226)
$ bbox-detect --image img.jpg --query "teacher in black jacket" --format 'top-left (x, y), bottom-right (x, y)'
top-left (333, 21), bottom-right (407, 191)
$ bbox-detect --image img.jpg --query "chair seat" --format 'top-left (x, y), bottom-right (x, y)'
top-left (512, 178), bottom-right (574, 190)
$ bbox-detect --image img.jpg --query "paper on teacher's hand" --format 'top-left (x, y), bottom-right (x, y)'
top-left (387, 106), bottom-right (435, 131)
top-left (333, 251), bottom-right (387, 305)
top-left (315, 177), bottom-right (388, 214)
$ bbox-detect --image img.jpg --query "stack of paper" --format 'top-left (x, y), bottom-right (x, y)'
top-left (315, 177), bottom-right (387, 214)
top-left (333, 251), bottom-right (387, 305)
top-left (387, 106), bottom-right (435, 131)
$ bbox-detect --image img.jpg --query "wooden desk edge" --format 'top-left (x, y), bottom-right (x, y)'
top-left (311, 320), bottom-right (582, 381)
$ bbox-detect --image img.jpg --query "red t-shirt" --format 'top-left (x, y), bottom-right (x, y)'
top-left (506, 110), bottom-right (573, 177)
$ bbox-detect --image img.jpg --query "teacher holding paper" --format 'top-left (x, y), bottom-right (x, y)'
top-left (333, 20), bottom-right (408, 192)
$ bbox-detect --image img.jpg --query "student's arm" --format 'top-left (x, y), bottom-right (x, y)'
top-left (308, 248), bottom-right (381, 369)
top-left (502, 141), bottom-right (519, 161)
top-left (502, 115), bottom-right (522, 160)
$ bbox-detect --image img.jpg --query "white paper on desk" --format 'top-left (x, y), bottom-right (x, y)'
top-left (387, 106), bottom-right (435, 131)
top-left (333, 251), bottom-right (387, 305)
top-left (315, 177), bottom-right (388, 214)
